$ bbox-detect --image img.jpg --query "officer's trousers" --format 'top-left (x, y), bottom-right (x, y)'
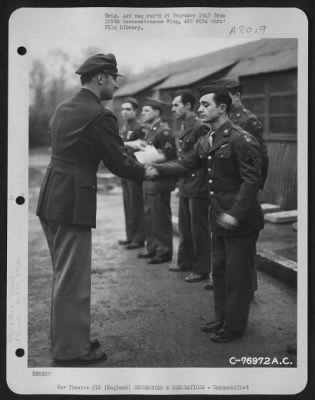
top-left (177, 196), bottom-right (211, 274)
top-left (144, 192), bottom-right (173, 258)
top-left (212, 232), bottom-right (259, 333)
top-left (122, 179), bottom-right (145, 243)
top-left (40, 218), bottom-right (91, 360)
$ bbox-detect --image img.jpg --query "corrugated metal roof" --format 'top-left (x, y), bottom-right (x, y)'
top-left (156, 60), bottom-right (237, 89)
top-left (227, 48), bottom-right (297, 77)
top-left (114, 38), bottom-right (297, 97)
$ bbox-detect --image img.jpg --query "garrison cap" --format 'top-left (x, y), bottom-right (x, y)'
top-left (210, 78), bottom-right (242, 90)
top-left (198, 85), bottom-right (229, 97)
top-left (122, 97), bottom-right (139, 109)
top-left (76, 53), bottom-right (124, 77)
top-left (143, 97), bottom-right (168, 111)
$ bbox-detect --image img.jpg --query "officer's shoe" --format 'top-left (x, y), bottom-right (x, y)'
top-left (210, 328), bottom-right (244, 343)
top-left (185, 273), bottom-right (208, 282)
top-left (201, 320), bottom-right (223, 333)
top-left (54, 348), bottom-right (107, 366)
top-left (126, 242), bottom-right (145, 250)
top-left (138, 250), bottom-right (155, 259)
top-left (148, 255), bottom-right (172, 264)
top-left (118, 239), bottom-right (131, 245)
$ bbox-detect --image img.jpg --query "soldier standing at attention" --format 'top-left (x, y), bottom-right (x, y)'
top-left (36, 54), bottom-right (154, 365)
top-left (204, 78), bottom-right (269, 295)
top-left (152, 86), bottom-right (264, 342)
top-left (138, 98), bottom-right (177, 264)
top-left (169, 91), bottom-right (212, 283)
top-left (118, 97), bottom-right (146, 250)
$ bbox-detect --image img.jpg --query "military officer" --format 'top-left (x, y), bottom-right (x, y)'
top-left (138, 97), bottom-right (178, 264)
top-left (36, 54), bottom-right (154, 365)
top-left (118, 97), bottom-right (146, 250)
top-left (152, 86), bottom-right (264, 342)
top-left (169, 90), bottom-right (212, 283)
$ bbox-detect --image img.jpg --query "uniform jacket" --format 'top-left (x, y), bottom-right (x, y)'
top-left (155, 120), bottom-right (264, 236)
top-left (36, 88), bottom-right (144, 228)
top-left (177, 113), bottom-right (209, 198)
top-left (142, 119), bottom-right (177, 194)
top-left (120, 119), bottom-right (147, 175)
top-left (229, 103), bottom-right (269, 187)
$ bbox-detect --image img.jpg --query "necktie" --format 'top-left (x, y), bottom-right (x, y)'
top-left (209, 131), bottom-right (216, 147)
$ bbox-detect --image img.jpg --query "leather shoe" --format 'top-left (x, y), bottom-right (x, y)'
top-left (54, 348), bottom-right (107, 366)
top-left (126, 242), bottom-right (145, 250)
top-left (138, 251), bottom-right (155, 259)
top-left (118, 239), bottom-right (130, 245)
top-left (201, 321), bottom-right (223, 333)
top-left (185, 273), bottom-right (208, 282)
top-left (168, 265), bottom-right (191, 272)
top-left (210, 328), bottom-right (244, 343)
top-left (148, 255), bottom-right (172, 264)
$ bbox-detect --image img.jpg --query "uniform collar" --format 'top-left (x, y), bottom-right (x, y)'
top-left (180, 113), bottom-right (198, 138)
top-left (208, 120), bottom-right (233, 154)
top-left (78, 88), bottom-right (102, 104)
top-left (150, 118), bottom-right (161, 130)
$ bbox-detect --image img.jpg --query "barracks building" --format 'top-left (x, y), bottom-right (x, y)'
top-left (113, 39), bottom-right (298, 211)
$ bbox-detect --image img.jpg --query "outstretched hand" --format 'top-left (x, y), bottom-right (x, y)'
top-left (144, 166), bottom-right (159, 179)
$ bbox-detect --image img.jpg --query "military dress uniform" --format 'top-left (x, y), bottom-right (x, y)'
top-left (155, 120), bottom-right (264, 335)
top-left (142, 119), bottom-right (177, 261)
top-left (175, 114), bottom-right (211, 276)
top-left (36, 87), bottom-right (144, 360)
top-left (229, 103), bottom-right (268, 187)
top-left (120, 120), bottom-right (146, 246)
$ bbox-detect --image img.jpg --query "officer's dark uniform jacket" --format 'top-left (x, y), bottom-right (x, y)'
top-left (155, 120), bottom-right (264, 236)
top-left (177, 114), bottom-right (209, 198)
top-left (229, 103), bottom-right (268, 187)
top-left (143, 119), bottom-right (177, 194)
top-left (36, 88), bottom-right (144, 228)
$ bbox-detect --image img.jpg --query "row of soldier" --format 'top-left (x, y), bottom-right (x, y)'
top-left (118, 81), bottom-right (268, 292)
top-left (37, 53), bottom-right (268, 365)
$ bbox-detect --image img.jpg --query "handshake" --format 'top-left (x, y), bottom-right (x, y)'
top-left (144, 165), bottom-right (159, 179)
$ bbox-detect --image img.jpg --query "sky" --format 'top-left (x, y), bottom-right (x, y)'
top-left (30, 37), bottom-right (255, 78)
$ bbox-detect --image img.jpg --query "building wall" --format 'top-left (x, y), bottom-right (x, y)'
top-left (241, 69), bottom-right (297, 210)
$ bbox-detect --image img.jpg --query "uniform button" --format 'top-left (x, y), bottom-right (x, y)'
top-left (208, 156), bottom-right (212, 160)
top-left (179, 139), bottom-right (183, 143)
top-left (224, 129), bottom-right (228, 133)
top-left (210, 191), bottom-right (214, 195)
top-left (209, 179), bottom-right (213, 183)
top-left (192, 173), bottom-right (195, 177)
top-left (179, 149), bottom-right (182, 152)
top-left (153, 127), bottom-right (157, 131)
top-left (208, 168), bottom-right (211, 171)
top-left (236, 113), bottom-right (241, 117)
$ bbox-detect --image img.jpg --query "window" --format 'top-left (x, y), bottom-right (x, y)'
top-left (241, 69), bottom-right (297, 137)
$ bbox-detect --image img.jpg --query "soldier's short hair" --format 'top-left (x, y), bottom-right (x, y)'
top-left (213, 89), bottom-right (232, 114)
top-left (175, 90), bottom-right (196, 109)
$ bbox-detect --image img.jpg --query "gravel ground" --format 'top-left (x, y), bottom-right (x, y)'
top-left (28, 161), bottom-right (297, 368)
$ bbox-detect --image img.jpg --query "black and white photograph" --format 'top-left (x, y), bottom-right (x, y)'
top-left (6, 6), bottom-right (309, 395)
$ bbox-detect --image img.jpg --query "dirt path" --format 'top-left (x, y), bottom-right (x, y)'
top-left (28, 164), bottom-right (297, 368)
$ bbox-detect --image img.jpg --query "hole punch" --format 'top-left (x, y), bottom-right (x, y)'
top-left (15, 348), bottom-right (25, 357)
top-left (16, 196), bottom-right (25, 205)
top-left (17, 46), bottom-right (27, 55)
